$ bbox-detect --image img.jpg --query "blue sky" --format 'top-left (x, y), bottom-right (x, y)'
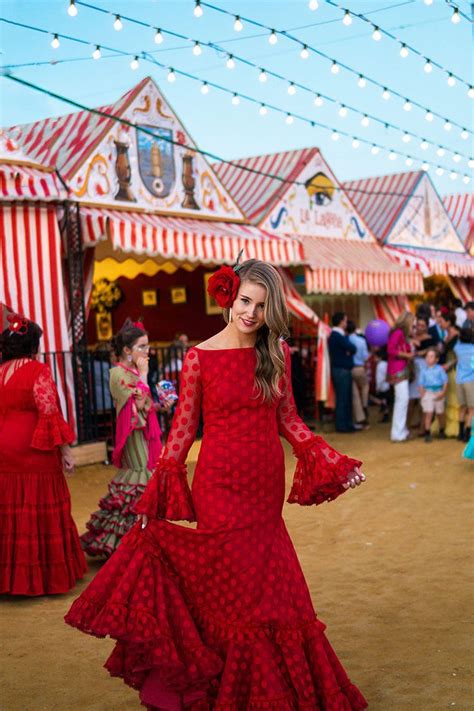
top-left (1, 0), bottom-right (472, 195)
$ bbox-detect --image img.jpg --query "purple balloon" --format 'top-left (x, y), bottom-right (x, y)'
top-left (365, 319), bottom-right (390, 347)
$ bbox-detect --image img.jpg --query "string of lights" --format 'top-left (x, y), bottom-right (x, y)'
top-left (3, 48), bottom-right (471, 184)
top-left (190, 0), bottom-right (473, 91)
top-left (1, 15), bottom-right (471, 163)
top-left (6, 71), bottom-right (469, 196)
top-left (65, 0), bottom-right (473, 138)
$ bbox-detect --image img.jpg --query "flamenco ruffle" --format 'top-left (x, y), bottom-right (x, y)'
top-left (0, 469), bottom-right (86, 595)
top-left (65, 526), bottom-right (367, 710)
top-left (134, 458), bottom-right (196, 522)
top-left (31, 412), bottom-right (75, 450)
top-left (81, 480), bottom-right (146, 558)
top-left (287, 437), bottom-right (363, 507)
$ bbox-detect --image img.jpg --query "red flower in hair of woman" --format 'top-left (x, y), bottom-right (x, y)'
top-left (132, 321), bottom-right (145, 331)
top-left (7, 313), bottom-right (28, 335)
top-left (207, 265), bottom-right (240, 309)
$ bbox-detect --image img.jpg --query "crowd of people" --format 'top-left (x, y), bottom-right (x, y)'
top-left (328, 300), bottom-right (474, 447)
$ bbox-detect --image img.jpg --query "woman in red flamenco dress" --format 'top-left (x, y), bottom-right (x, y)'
top-left (0, 314), bottom-right (86, 595)
top-left (65, 260), bottom-right (367, 710)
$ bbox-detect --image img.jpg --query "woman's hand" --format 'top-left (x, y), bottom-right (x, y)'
top-left (61, 445), bottom-right (75, 476)
top-left (136, 355), bottom-right (149, 378)
top-left (138, 514), bottom-right (148, 529)
top-left (343, 466), bottom-right (366, 490)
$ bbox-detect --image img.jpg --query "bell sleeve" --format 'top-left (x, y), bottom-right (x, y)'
top-left (277, 342), bottom-right (363, 506)
top-left (134, 348), bottom-right (201, 521)
top-left (31, 364), bottom-right (75, 450)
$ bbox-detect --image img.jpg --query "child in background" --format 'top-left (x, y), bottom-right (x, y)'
top-left (419, 347), bottom-right (448, 443)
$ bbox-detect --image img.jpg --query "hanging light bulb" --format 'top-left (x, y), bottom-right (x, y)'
top-left (309, 0), bottom-right (319, 9)
top-left (358, 75), bottom-right (366, 88)
top-left (268, 30), bottom-right (278, 45)
top-left (288, 83), bottom-right (296, 95)
top-left (468, 159), bottom-right (474, 169)
top-left (51, 34), bottom-right (60, 49)
top-left (259, 69), bottom-right (268, 82)
top-left (453, 154), bottom-right (461, 163)
top-left (463, 176), bottom-right (471, 184)
top-left (154, 28), bottom-right (164, 44)
top-left (436, 147), bottom-right (445, 157)
top-left (420, 140), bottom-right (429, 151)
top-left (382, 88), bottom-right (390, 100)
top-left (435, 167), bottom-right (444, 176)
top-left (450, 172), bottom-right (458, 180)
top-left (424, 0), bottom-right (433, 5)
top-left (67, 1), bottom-right (78, 17)
top-left (200, 82), bottom-right (209, 94)
top-left (167, 68), bottom-right (176, 82)
top-left (468, 86), bottom-right (474, 99)
top-left (389, 152), bottom-right (397, 161)
top-left (361, 115), bottom-right (370, 127)
top-left (447, 73), bottom-right (456, 87)
top-left (372, 26), bottom-right (382, 41)
top-left (314, 94), bottom-right (323, 107)
top-left (405, 157), bottom-right (414, 167)
top-left (342, 10), bottom-right (352, 26)
top-left (130, 56), bottom-right (139, 70)
top-left (402, 133), bottom-right (411, 143)
top-left (234, 15), bottom-right (243, 32)
top-left (425, 111), bottom-right (434, 122)
top-left (444, 121), bottom-right (452, 132)
top-left (231, 93), bottom-right (240, 106)
top-left (403, 99), bottom-right (412, 112)
top-left (422, 162), bottom-right (430, 171)
top-left (451, 7), bottom-right (460, 24)
top-left (461, 129), bottom-right (469, 140)
top-left (300, 44), bottom-right (309, 59)
top-left (424, 59), bottom-right (433, 74)
top-left (331, 60), bottom-right (340, 74)
top-left (400, 43), bottom-right (409, 58)
top-left (226, 54), bottom-right (235, 69)
top-left (92, 45), bottom-right (101, 60)
top-left (194, 1), bottom-right (203, 18)
top-left (285, 114), bottom-right (294, 125)
top-left (259, 104), bottom-right (268, 116)
top-left (352, 138), bottom-right (360, 149)
top-left (192, 41), bottom-right (202, 56)
top-left (331, 130), bottom-right (340, 141)
top-left (371, 145), bottom-right (380, 155)
top-left (338, 105), bottom-right (348, 118)
top-left (113, 15), bottom-right (123, 31)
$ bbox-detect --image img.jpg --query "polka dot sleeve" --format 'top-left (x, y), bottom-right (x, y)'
top-left (31, 364), bottom-right (75, 450)
top-left (278, 342), bottom-right (363, 506)
top-left (133, 348), bottom-right (201, 521)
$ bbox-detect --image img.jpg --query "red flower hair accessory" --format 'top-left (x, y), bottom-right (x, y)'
top-left (207, 265), bottom-right (241, 309)
top-left (132, 320), bottom-right (146, 331)
top-left (7, 313), bottom-right (28, 335)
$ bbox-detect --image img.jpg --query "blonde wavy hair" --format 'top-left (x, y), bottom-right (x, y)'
top-left (223, 259), bottom-right (289, 402)
top-left (391, 310), bottom-right (415, 339)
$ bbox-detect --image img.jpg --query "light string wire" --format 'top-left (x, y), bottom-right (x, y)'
top-left (4, 71), bottom-right (455, 197)
top-left (1, 14), bottom-right (472, 163)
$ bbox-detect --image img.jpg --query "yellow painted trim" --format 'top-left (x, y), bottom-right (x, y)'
top-left (93, 257), bottom-right (196, 281)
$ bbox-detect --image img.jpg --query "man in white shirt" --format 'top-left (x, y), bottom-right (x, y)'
top-left (347, 320), bottom-right (370, 427)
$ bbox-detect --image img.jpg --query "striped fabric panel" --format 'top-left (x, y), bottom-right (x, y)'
top-left (343, 171), bottom-right (422, 242)
top-left (443, 193), bottom-right (474, 245)
top-left (0, 164), bottom-right (65, 201)
top-left (397, 247), bottom-right (474, 277)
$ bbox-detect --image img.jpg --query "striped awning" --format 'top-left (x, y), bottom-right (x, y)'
top-left (79, 207), bottom-right (304, 266)
top-left (277, 268), bottom-right (319, 327)
top-left (388, 246), bottom-right (473, 277)
top-left (383, 245), bottom-right (432, 277)
top-left (443, 193), bottom-right (474, 251)
top-left (0, 163), bottom-right (66, 201)
top-left (303, 237), bottom-right (424, 294)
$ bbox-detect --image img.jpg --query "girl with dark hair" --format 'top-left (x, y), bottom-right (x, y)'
top-left (80, 319), bottom-right (163, 558)
top-left (0, 313), bottom-right (86, 595)
top-left (66, 260), bottom-right (367, 710)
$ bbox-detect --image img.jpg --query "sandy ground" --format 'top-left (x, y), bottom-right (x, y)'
top-left (1, 422), bottom-right (473, 711)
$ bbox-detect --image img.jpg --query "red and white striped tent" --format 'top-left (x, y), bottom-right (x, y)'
top-left (443, 192), bottom-right (474, 255)
top-left (344, 171), bottom-right (474, 283)
top-left (0, 130), bottom-right (75, 429)
top-left (214, 147), bottom-right (423, 296)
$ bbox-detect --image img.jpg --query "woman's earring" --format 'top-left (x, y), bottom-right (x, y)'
top-left (229, 308), bottom-right (233, 323)
top-left (127, 355), bottom-right (133, 362)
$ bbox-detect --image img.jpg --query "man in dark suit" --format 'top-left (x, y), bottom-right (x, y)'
top-left (328, 312), bottom-right (357, 432)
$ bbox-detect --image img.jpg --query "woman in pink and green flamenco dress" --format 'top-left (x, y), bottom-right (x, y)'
top-left (67, 260), bottom-right (367, 709)
top-left (81, 319), bottom-right (163, 558)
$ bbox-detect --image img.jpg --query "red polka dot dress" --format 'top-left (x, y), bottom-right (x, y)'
top-left (65, 343), bottom-right (367, 710)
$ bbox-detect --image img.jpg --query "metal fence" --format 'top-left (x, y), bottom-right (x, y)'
top-left (42, 338), bottom-right (318, 446)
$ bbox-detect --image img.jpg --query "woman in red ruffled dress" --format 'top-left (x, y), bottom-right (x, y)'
top-left (81, 319), bottom-right (163, 558)
top-left (0, 314), bottom-right (86, 595)
top-left (66, 260), bottom-right (367, 710)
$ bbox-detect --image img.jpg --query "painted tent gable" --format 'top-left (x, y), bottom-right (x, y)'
top-left (0, 129), bottom-right (40, 166)
top-left (259, 151), bottom-right (375, 242)
top-left (70, 78), bottom-right (244, 220)
top-left (386, 173), bottom-right (465, 253)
